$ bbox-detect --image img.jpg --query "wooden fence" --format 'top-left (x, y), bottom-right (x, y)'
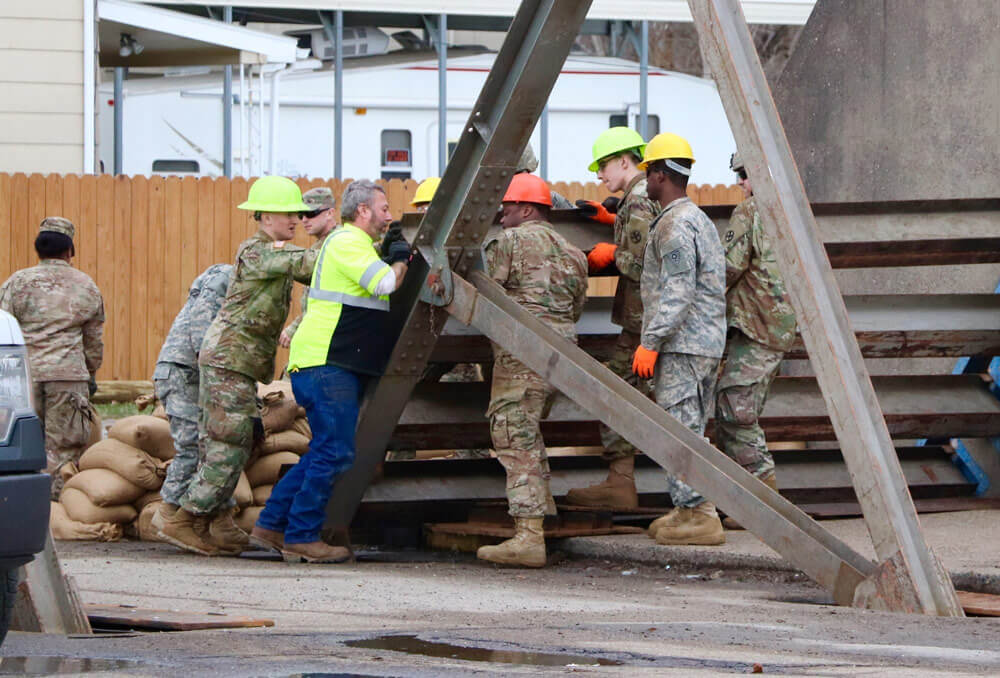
top-left (0, 173), bottom-right (743, 381)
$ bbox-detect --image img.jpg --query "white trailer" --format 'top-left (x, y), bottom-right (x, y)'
top-left (98, 52), bottom-right (737, 185)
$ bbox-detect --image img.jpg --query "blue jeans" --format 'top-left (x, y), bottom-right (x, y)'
top-left (256, 364), bottom-right (364, 544)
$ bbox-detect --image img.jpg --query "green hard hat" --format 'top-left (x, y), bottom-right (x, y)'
top-left (238, 176), bottom-right (311, 212)
top-left (589, 126), bottom-right (647, 172)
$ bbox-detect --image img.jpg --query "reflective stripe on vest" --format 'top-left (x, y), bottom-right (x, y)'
top-left (306, 229), bottom-right (389, 311)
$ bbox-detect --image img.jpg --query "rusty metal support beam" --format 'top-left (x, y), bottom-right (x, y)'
top-left (322, 0), bottom-right (594, 533)
top-left (688, 0), bottom-right (962, 615)
top-left (444, 270), bottom-right (874, 605)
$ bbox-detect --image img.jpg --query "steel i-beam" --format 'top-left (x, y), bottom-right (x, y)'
top-left (322, 0), bottom-right (595, 531)
top-left (687, 0), bottom-right (963, 615)
top-left (443, 270), bottom-right (874, 606)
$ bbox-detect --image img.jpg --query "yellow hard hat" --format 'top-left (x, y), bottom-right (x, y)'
top-left (411, 177), bottom-right (441, 206)
top-left (637, 133), bottom-right (695, 171)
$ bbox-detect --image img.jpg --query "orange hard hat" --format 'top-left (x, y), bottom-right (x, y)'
top-left (501, 173), bottom-right (552, 207)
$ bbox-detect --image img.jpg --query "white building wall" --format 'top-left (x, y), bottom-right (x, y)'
top-left (0, 0), bottom-right (92, 174)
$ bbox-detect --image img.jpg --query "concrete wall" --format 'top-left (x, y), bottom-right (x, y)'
top-left (0, 0), bottom-right (93, 173)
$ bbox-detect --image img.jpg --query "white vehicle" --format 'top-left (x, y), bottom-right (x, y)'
top-left (99, 52), bottom-right (737, 186)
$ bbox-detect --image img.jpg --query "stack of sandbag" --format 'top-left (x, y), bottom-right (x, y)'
top-left (52, 415), bottom-right (174, 541)
top-left (235, 382), bottom-right (311, 531)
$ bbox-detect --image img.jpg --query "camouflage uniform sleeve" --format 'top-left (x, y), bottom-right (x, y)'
top-left (723, 203), bottom-right (753, 291)
top-left (0, 279), bottom-right (14, 315)
top-left (484, 232), bottom-right (514, 285)
top-left (613, 197), bottom-right (655, 282)
top-left (82, 289), bottom-right (105, 376)
top-left (284, 302), bottom-right (305, 339)
top-left (641, 225), bottom-right (697, 351)
top-left (187, 286), bottom-right (227, 359)
top-left (243, 242), bottom-right (318, 284)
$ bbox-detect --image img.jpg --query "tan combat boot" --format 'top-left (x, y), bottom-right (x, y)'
top-left (151, 502), bottom-right (178, 536)
top-left (544, 488), bottom-right (558, 516)
top-left (647, 507), bottom-right (682, 537)
top-left (281, 541), bottom-right (351, 564)
top-left (722, 472), bottom-right (778, 530)
top-left (564, 457), bottom-right (639, 509)
top-left (476, 517), bottom-right (546, 568)
top-left (158, 507), bottom-right (220, 556)
top-left (206, 508), bottom-right (250, 555)
top-left (653, 502), bottom-right (725, 546)
top-left (249, 525), bottom-right (285, 553)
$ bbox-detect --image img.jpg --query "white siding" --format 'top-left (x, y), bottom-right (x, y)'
top-left (0, 0), bottom-right (89, 173)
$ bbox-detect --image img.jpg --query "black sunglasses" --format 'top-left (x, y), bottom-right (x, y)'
top-left (736, 169), bottom-right (748, 181)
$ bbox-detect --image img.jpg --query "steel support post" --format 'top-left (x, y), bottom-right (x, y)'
top-left (444, 271), bottom-right (873, 604)
top-left (222, 7), bottom-right (233, 178)
top-left (687, 0), bottom-right (963, 616)
top-left (322, 0), bottom-right (595, 533)
top-left (639, 20), bottom-right (649, 137)
top-left (320, 11), bottom-right (344, 179)
top-left (438, 13), bottom-right (448, 175)
top-left (113, 66), bottom-right (124, 174)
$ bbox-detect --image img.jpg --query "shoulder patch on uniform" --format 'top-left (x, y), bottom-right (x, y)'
top-left (629, 229), bottom-right (642, 244)
top-left (725, 230), bottom-right (735, 242)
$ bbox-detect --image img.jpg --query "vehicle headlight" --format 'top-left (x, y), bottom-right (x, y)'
top-left (0, 346), bottom-right (32, 442)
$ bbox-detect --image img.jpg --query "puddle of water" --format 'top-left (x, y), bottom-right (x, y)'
top-left (345, 634), bottom-right (622, 667)
top-left (0, 656), bottom-right (141, 675)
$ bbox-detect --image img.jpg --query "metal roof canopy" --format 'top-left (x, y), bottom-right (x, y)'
top-left (146, 0), bottom-right (815, 27)
top-left (99, 0), bottom-right (299, 66)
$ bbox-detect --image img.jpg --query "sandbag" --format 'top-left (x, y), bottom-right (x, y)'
top-left (261, 391), bottom-right (300, 436)
top-left (246, 451), bottom-right (299, 487)
top-left (256, 430), bottom-right (310, 457)
top-left (252, 484), bottom-right (273, 506)
top-left (235, 472), bottom-right (253, 508)
top-left (65, 468), bottom-right (146, 507)
top-left (60, 488), bottom-right (137, 525)
top-left (235, 505), bottom-right (263, 533)
top-left (134, 501), bottom-right (164, 543)
top-left (290, 416), bottom-right (311, 439)
top-left (108, 415), bottom-right (176, 461)
top-left (79, 439), bottom-right (168, 491)
top-left (134, 491), bottom-right (163, 511)
top-left (50, 501), bottom-right (123, 542)
top-left (86, 403), bottom-right (103, 448)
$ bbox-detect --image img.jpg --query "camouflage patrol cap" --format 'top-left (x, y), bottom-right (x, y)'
top-left (516, 144), bottom-right (539, 173)
top-left (39, 216), bottom-right (75, 240)
top-left (729, 152), bottom-right (745, 173)
top-left (302, 187), bottom-right (336, 212)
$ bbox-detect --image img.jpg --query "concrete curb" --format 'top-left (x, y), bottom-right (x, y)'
top-left (558, 535), bottom-right (1000, 595)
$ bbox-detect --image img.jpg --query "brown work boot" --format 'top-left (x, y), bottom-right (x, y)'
top-left (653, 502), bottom-right (725, 546)
top-left (281, 541), bottom-right (351, 563)
top-left (722, 472), bottom-right (778, 530)
top-left (564, 457), bottom-right (639, 509)
top-left (205, 508), bottom-right (250, 555)
top-left (647, 507), bottom-right (682, 537)
top-left (476, 517), bottom-right (546, 568)
top-left (158, 507), bottom-right (220, 556)
top-left (249, 525), bottom-right (285, 553)
top-left (151, 502), bottom-right (178, 536)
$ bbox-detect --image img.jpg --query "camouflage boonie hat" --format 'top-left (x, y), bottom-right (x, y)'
top-left (302, 187), bottom-right (336, 211)
top-left (39, 216), bottom-right (75, 240)
top-left (516, 144), bottom-right (539, 173)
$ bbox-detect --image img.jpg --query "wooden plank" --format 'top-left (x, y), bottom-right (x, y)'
top-left (77, 174), bottom-right (97, 284)
top-left (43, 173), bottom-right (62, 219)
top-left (179, 177), bottom-right (198, 295)
top-left (956, 591), bottom-right (1000, 617)
top-left (26, 174), bottom-right (46, 270)
top-left (112, 176), bottom-right (131, 380)
top-left (92, 380), bottom-right (153, 404)
top-left (0, 173), bottom-right (11, 280)
top-left (94, 175), bottom-right (114, 380)
top-left (85, 605), bottom-right (274, 631)
top-left (129, 175), bottom-right (149, 380)
top-left (196, 176), bottom-right (215, 274)
top-left (213, 177), bottom-right (230, 269)
top-left (147, 176), bottom-right (166, 373)
top-left (163, 177), bottom-right (183, 334)
top-left (14, 533), bottom-right (91, 635)
top-left (229, 176), bottom-right (249, 255)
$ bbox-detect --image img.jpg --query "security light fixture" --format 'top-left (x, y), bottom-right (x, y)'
top-left (119, 33), bottom-right (144, 58)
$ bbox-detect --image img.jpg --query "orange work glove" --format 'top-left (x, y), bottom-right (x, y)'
top-left (632, 346), bottom-right (659, 378)
top-left (575, 199), bottom-right (616, 225)
top-left (587, 242), bottom-right (617, 273)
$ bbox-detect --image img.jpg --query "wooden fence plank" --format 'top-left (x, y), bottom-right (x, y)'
top-left (164, 176), bottom-right (183, 342)
top-left (180, 177), bottom-right (198, 299)
top-left (129, 175), bottom-right (148, 380)
top-left (95, 175), bottom-right (114, 380)
top-left (213, 177), bottom-right (230, 270)
top-left (146, 176), bottom-right (165, 377)
top-left (196, 176), bottom-right (215, 274)
top-left (26, 174), bottom-right (47, 271)
top-left (0, 174), bottom-right (10, 281)
top-left (77, 175), bottom-right (97, 284)
top-left (112, 176), bottom-right (131, 380)
top-left (44, 174), bottom-right (63, 220)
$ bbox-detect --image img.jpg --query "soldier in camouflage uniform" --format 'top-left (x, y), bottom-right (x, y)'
top-left (151, 264), bottom-right (233, 534)
top-left (634, 134), bottom-right (728, 546)
top-left (566, 127), bottom-right (658, 509)
top-left (159, 176), bottom-right (317, 556)
top-left (0, 217), bottom-right (104, 500)
top-left (279, 187), bottom-right (338, 347)
top-left (715, 153), bottom-right (797, 528)
top-left (477, 173), bottom-right (588, 568)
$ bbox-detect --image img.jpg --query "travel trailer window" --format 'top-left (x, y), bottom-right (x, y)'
top-left (380, 129), bottom-right (412, 180)
top-left (152, 159), bottom-right (200, 174)
top-left (609, 114), bottom-right (660, 137)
